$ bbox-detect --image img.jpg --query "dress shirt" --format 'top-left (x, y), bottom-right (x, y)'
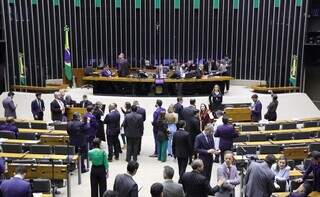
top-left (88, 148), bottom-right (109, 170)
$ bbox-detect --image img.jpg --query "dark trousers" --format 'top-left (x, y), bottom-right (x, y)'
top-left (34, 112), bottom-right (44, 120)
top-left (121, 133), bottom-right (126, 145)
top-left (153, 130), bottom-right (158, 154)
top-left (177, 157), bottom-right (188, 183)
top-left (75, 145), bottom-right (88, 170)
top-left (126, 137), bottom-right (141, 162)
top-left (107, 135), bottom-right (120, 160)
top-left (90, 165), bottom-right (106, 197)
top-left (201, 158), bottom-right (213, 182)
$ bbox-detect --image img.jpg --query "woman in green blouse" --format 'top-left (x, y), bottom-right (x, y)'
top-left (88, 138), bottom-right (109, 197)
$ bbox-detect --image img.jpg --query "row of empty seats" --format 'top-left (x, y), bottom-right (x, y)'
top-left (0, 120), bottom-right (68, 130)
top-left (234, 131), bottom-right (318, 142)
top-left (240, 121), bottom-right (319, 131)
top-left (1, 144), bottom-right (75, 155)
top-left (235, 143), bottom-right (320, 155)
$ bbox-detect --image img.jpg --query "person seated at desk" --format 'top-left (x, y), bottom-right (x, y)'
top-left (80, 95), bottom-right (93, 108)
top-left (271, 156), bottom-right (290, 191)
top-left (297, 151), bottom-right (320, 192)
top-left (101, 65), bottom-right (112, 77)
top-left (195, 64), bottom-right (204, 79)
top-left (0, 166), bottom-right (32, 197)
top-left (65, 95), bottom-right (77, 108)
top-left (0, 117), bottom-right (19, 138)
top-left (116, 53), bottom-right (129, 77)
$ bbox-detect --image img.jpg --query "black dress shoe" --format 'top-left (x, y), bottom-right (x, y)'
top-left (81, 169), bottom-right (89, 173)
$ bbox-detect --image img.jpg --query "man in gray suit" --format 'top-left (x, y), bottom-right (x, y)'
top-left (2, 91), bottom-right (17, 118)
top-left (245, 154), bottom-right (276, 197)
top-left (162, 166), bottom-right (185, 197)
top-left (122, 105), bottom-right (144, 162)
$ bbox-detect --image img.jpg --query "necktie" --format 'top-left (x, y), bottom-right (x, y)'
top-left (38, 100), bottom-right (41, 111)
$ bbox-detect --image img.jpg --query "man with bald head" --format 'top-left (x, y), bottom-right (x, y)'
top-left (104, 103), bottom-right (121, 161)
top-left (181, 159), bottom-right (223, 197)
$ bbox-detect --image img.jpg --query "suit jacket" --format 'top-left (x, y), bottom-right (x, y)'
top-left (67, 120), bottom-right (88, 146)
top-left (0, 177), bottom-right (32, 197)
top-left (188, 116), bottom-right (201, 138)
top-left (181, 170), bottom-right (219, 197)
top-left (79, 100), bottom-right (93, 108)
top-left (136, 106), bottom-right (146, 122)
top-left (104, 110), bottom-right (121, 136)
top-left (50, 99), bottom-right (63, 121)
top-left (122, 112), bottom-right (144, 138)
top-left (163, 179), bottom-right (185, 197)
top-left (2, 97), bottom-right (16, 118)
top-left (31, 99), bottom-right (45, 117)
top-left (152, 107), bottom-right (166, 133)
top-left (117, 59), bottom-right (129, 77)
top-left (251, 100), bottom-right (262, 122)
top-left (217, 163), bottom-right (240, 195)
top-left (0, 123), bottom-right (19, 138)
top-left (181, 106), bottom-right (196, 123)
top-left (194, 133), bottom-right (215, 163)
top-left (83, 112), bottom-right (98, 138)
top-left (172, 129), bottom-right (191, 158)
top-left (214, 124), bottom-right (238, 151)
top-left (245, 162), bottom-right (275, 197)
top-left (113, 174), bottom-right (138, 197)
top-left (173, 102), bottom-right (184, 120)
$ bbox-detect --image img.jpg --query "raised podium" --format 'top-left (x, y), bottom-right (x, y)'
top-left (224, 107), bottom-right (251, 122)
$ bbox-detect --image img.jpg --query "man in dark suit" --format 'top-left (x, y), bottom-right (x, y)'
top-left (188, 109), bottom-right (201, 162)
top-left (133, 101), bottom-right (146, 155)
top-left (172, 120), bottom-right (191, 183)
top-left (83, 105), bottom-right (98, 149)
top-left (181, 159), bottom-right (223, 197)
top-left (31, 93), bottom-right (45, 120)
top-left (67, 112), bottom-right (89, 172)
top-left (122, 105), bottom-right (144, 162)
top-left (214, 116), bottom-right (239, 163)
top-left (104, 103), bottom-right (121, 161)
top-left (117, 53), bottom-right (129, 77)
top-left (195, 125), bottom-right (220, 182)
top-left (181, 99), bottom-right (196, 130)
top-left (2, 91), bottom-right (17, 118)
top-left (173, 97), bottom-right (183, 120)
top-left (251, 94), bottom-right (262, 122)
top-left (113, 161), bottom-right (139, 197)
top-left (79, 95), bottom-right (93, 108)
top-left (0, 166), bottom-right (32, 197)
top-left (50, 92), bottom-right (65, 121)
top-left (150, 100), bottom-right (166, 157)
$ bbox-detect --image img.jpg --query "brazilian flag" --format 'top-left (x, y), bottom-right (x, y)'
top-left (290, 55), bottom-right (298, 86)
top-left (18, 52), bottom-right (26, 85)
top-left (64, 26), bottom-right (72, 81)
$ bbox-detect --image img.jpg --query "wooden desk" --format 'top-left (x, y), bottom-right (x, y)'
top-left (224, 107), bottom-right (251, 122)
top-left (83, 75), bottom-right (233, 95)
top-left (270, 139), bottom-right (317, 145)
top-left (0, 138), bottom-right (40, 145)
top-left (239, 127), bottom-right (320, 136)
top-left (20, 128), bottom-right (68, 136)
top-left (309, 191), bottom-right (320, 197)
top-left (243, 141), bottom-right (272, 146)
top-left (0, 152), bottom-right (78, 161)
top-left (40, 135), bottom-right (69, 145)
top-left (234, 154), bottom-right (282, 161)
top-left (290, 169), bottom-right (303, 177)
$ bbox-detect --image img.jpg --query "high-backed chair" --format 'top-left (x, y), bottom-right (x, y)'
top-left (234, 135), bottom-right (248, 143)
top-left (15, 122), bottom-right (30, 128)
top-left (18, 132), bottom-right (38, 140)
top-left (0, 131), bottom-right (16, 139)
top-left (293, 132), bottom-right (310, 140)
top-left (281, 123), bottom-right (297, 130)
top-left (273, 133), bottom-right (293, 141)
top-left (30, 145), bottom-right (52, 154)
top-left (1, 144), bottom-right (23, 153)
top-left (264, 123), bottom-right (280, 131)
top-left (31, 123), bottom-right (48, 129)
top-left (303, 121), bottom-right (318, 128)
top-left (259, 145), bottom-right (281, 154)
top-left (241, 125), bottom-right (259, 132)
top-left (236, 146), bottom-right (257, 155)
top-left (53, 124), bottom-right (67, 130)
top-left (54, 145), bottom-right (75, 155)
top-left (309, 143), bottom-right (320, 152)
top-left (248, 134), bottom-right (267, 142)
top-left (32, 179), bottom-right (51, 193)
